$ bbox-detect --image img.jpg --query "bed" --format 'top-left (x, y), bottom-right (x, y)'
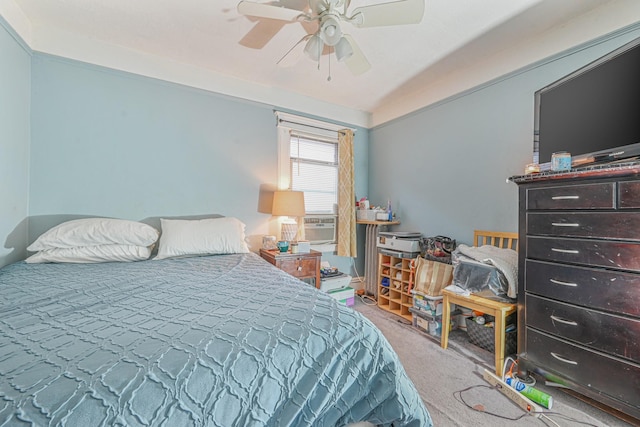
top-left (0, 217), bottom-right (431, 426)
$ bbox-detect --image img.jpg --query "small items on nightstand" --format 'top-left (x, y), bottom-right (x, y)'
top-left (262, 235), bottom-right (277, 250)
top-left (296, 240), bottom-right (311, 253)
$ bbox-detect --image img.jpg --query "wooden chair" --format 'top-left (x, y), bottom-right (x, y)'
top-left (440, 230), bottom-right (518, 376)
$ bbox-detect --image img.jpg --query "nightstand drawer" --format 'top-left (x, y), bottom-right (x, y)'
top-left (277, 257), bottom-right (318, 279)
top-left (259, 249), bottom-right (322, 288)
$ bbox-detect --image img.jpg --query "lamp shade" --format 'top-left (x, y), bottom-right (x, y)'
top-left (272, 190), bottom-right (306, 217)
top-left (335, 36), bottom-right (353, 62)
top-left (303, 34), bottom-right (323, 62)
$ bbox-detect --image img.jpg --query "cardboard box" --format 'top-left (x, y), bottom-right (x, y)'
top-left (328, 286), bottom-right (355, 306)
top-left (342, 297), bottom-right (355, 307)
top-left (356, 209), bottom-right (384, 221)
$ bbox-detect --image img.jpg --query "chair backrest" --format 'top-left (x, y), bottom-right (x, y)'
top-left (473, 230), bottom-right (519, 252)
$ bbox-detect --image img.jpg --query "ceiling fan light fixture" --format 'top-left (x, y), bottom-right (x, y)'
top-left (238, 0), bottom-right (420, 77)
top-left (334, 36), bottom-right (353, 62)
top-left (320, 16), bottom-right (342, 46)
top-left (303, 34), bottom-right (323, 61)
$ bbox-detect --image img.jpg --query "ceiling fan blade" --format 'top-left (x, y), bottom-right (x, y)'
top-left (350, 0), bottom-right (424, 28)
top-left (238, 1), bottom-right (304, 21)
top-left (239, 20), bottom-right (287, 49)
top-left (343, 35), bottom-right (370, 75)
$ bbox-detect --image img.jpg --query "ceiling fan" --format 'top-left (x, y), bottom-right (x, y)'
top-left (237, 0), bottom-right (425, 76)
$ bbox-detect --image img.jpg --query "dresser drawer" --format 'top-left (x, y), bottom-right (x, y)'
top-left (277, 257), bottom-right (318, 279)
top-left (525, 259), bottom-right (640, 317)
top-left (619, 181), bottom-right (640, 209)
top-left (526, 328), bottom-right (640, 407)
top-left (527, 212), bottom-right (640, 241)
top-left (527, 295), bottom-right (640, 362)
top-left (527, 236), bottom-right (640, 271)
top-left (526, 183), bottom-right (615, 210)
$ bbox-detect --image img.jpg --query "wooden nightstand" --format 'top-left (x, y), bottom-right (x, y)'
top-left (259, 249), bottom-right (322, 288)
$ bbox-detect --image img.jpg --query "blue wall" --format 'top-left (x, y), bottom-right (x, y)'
top-left (5, 14), bottom-right (639, 277)
top-left (27, 54), bottom-right (368, 274)
top-left (368, 25), bottom-right (640, 246)
top-left (0, 19), bottom-right (30, 267)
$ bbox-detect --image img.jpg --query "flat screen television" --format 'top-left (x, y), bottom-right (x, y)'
top-left (534, 35), bottom-right (640, 170)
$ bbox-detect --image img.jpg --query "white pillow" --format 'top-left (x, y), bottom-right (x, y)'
top-left (25, 245), bottom-right (152, 264)
top-left (155, 217), bottom-right (249, 260)
top-left (28, 218), bottom-right (159, 251)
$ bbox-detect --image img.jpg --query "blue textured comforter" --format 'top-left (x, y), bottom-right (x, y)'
top-left (0, 253), bottom-right (431, 426)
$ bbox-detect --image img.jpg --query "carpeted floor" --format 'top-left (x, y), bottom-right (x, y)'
top-left (352, 296), bottom-right (635, 426)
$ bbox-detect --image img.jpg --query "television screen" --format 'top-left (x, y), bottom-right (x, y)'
top-left (535, 36), bottom-right (640, 168)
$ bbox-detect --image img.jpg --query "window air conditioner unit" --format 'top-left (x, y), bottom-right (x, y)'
top-left (303, 216), bottom-right (337, 244)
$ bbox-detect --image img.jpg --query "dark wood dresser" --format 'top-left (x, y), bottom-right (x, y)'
top-left (511, 163), bottom-right (640, 421)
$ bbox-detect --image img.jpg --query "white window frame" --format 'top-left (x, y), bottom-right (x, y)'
top-left (276, 111), bottom-right (345, 250)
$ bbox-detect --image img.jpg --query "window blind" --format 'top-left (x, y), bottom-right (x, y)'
top-left (290, 134), bottom-right (338, 214)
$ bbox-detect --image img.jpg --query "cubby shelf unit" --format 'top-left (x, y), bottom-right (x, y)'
top-left (377, 253), bottom-right (414, 322)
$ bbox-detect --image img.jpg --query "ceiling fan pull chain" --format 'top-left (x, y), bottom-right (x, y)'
top-left (328, 51), bottom-right (332, 81)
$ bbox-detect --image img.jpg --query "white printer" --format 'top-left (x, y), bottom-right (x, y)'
top-left (320, 272), bottom-right (352, 292)
top-left (377, 231), bottom-right (422, 254)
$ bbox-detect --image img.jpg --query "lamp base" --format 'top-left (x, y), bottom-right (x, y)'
top-left (281, 222), bottom-right (298, 242)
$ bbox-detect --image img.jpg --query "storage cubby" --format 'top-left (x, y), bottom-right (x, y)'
top-left (377, 253), bottom-right (414, 322)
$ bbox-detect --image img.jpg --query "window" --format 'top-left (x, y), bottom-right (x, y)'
top-left (276, 111), bottom-right (345, 246)
top-left (290, 134), bottom-right (338, 215)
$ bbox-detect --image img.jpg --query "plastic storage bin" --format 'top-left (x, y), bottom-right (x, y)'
top-left (409, 307), bottom-right (447, 337)
top-left (411, 292), bottom-right (443, 316)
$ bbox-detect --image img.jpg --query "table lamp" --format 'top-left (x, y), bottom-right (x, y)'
top-left (272, 190), bottom-right (306, 242)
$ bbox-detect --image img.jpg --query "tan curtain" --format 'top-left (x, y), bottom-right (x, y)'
top-left (337, 129), bottom-right (356, 257)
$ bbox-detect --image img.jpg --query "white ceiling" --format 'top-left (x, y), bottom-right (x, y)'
top-left (2, 0), bottom-right (639, 127)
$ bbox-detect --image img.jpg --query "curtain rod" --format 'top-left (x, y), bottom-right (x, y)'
top-left (274, 111), bottom-right (356, 134)
top-left (290, 130), bottom-right (338, 144)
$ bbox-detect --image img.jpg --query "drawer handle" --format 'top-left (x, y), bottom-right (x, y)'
top-left (297, 266), bottom-right (302, 271)
top-left (550, 315), bottom-right (578, 326)
top-left (551, 248), bottom-right (579, 254)
top-left (549, 278), bottom-right (578, 287)
top-left (551, 222), bottom-right (580, 227)
top-left (551, 195), bottom-right (579, 200)
top-left (550, 352), bottom-right (578, 365)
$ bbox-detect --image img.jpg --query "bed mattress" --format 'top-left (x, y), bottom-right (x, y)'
top-left (0, 252), bottom-right (430, 426)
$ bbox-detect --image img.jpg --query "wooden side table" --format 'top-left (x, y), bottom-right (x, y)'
top-left (440, 288), bottom-right (516, 376)
top-left (259, 249), bottom-right (322, 288)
